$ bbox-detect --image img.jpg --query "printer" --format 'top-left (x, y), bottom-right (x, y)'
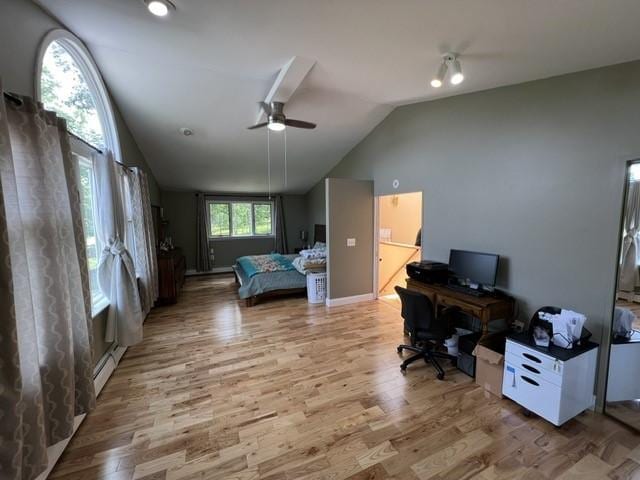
top-left (406, 260), bottom-right (450, 284)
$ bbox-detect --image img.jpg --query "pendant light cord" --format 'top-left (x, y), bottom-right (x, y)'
top-left (267, 128), bottom-right (271, 199)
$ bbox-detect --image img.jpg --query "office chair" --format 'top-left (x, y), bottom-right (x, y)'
top-left (395, 286), bottom-right (458, 379)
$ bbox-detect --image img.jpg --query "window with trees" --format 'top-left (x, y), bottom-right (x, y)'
top-left (37, 30), bottom-right (120, 314)
top-left (208, 201), bottom-right (274, 238)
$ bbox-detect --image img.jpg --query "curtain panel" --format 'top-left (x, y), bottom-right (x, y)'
top-left (619, 180), bottom-right (640, 292)
top-left (95, 152), bottom-right (143, 346)
top-left (274, 195), bottom-right (288, 254)
top-left (196, 192), bottom-right (211, 271)
top-left (126, 167), bottom-right (158, 314)
top-left (0, 89), bottom-right (95, 480)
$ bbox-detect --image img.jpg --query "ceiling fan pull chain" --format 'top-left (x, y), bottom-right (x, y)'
top-left (284, 127), bottom-right (287, 189)
top-left (267, 127), bottom-right (271, 199)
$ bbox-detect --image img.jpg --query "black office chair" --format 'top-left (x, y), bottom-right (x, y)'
top-left (395, 286), bottom-right (458, 379)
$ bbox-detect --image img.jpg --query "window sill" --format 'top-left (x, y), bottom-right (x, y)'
top-left (209, 236), bottom-right (276, 241)
top-left (91, 297), bottom-right (110, 319)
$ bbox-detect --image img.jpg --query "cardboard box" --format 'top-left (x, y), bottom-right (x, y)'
top-left (473, 333), bottom-right (506, 398)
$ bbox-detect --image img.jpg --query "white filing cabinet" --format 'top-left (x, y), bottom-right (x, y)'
top-left (502, 334), bottom-right (598, 426)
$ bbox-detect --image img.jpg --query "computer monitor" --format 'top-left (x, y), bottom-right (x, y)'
top-left (448, 249), bottom-right (499, 287)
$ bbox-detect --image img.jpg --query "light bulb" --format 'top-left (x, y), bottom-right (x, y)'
top-left (431, 62), bottom-right (447, 88)
top-left (450, 59), bottom-right (464, 85)
top-left (147, 0), bottom-right (169, 16)
top-left (268, 121), bottom-right (286, 132)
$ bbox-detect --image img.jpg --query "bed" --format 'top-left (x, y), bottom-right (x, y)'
top-left (233, 224), bottom-right (326, 306)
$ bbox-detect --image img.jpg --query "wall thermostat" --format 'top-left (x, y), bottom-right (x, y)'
top-left (392, 179), bottom-right (400, 189)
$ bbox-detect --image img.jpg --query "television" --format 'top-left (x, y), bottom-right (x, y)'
top-left (448, 249), bottom-right (499, 287)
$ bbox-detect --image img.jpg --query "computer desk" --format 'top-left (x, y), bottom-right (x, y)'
top-left (405, 278), bottom-right (515, 338)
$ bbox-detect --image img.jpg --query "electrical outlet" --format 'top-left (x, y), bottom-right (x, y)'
top-left (347, 238), bottom-right (356, 247)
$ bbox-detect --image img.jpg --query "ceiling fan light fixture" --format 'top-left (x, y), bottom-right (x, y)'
top-left (144, 0), bottom-right (175, 17)
top-left (267, 120), bottom-right (286, 132)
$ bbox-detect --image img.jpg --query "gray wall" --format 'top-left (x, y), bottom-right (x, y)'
top-left (305, 179), bottom-right (326, 240)
top-left (0, 0), bottom-right (161, 362)
top-left (324, 60), bottom-right (640, 404)
top-left (161, 191), bottom-right (309, 270)
top-left (326, 178), bottom-right (374, 299)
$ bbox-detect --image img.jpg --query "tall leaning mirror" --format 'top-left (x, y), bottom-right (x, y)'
top-left (606, 160), bottom-right (640, 430)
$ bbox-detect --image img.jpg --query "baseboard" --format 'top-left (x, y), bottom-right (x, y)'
top-left (326, 292), bottom-right (375, 307)
top-left (36, 345), bottom-right (127, 480)
top-left (186, 267), bottom-right (233, 276)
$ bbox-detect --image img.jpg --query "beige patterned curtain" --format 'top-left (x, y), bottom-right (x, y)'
top-left (0, 89), bottom-right (95, 480)
top-left (126, 167), bottom-right (158, 314)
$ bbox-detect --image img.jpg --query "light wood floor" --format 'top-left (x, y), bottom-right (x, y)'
top-left (51, 275), bottom-right (640, 480)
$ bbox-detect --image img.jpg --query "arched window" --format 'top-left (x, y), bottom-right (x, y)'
top-left (36, 30), bottom-right (121, 314)
top-left (36, 29), bottom-right (120, 157)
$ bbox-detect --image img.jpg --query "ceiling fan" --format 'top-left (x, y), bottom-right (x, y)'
top-left (247, 101), bottom-right (316, 131)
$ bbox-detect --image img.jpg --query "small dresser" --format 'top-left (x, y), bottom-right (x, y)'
top-left (502, 332), bottom-right (598, 426)
top-left (157, 248), bottom-right (186, 304)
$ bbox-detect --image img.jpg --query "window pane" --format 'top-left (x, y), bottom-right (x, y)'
top-left (232, 203), bottom-right (252, 236)
top-left (253, 203), bottom-right (272, 235)
top-left (210, 203), bottom-right (230, 236)
top-left (77, 160), bottom-right (102, 305)
top-left (40, 41), bottom-right (105, 148)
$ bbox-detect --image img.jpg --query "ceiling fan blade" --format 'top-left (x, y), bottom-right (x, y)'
top-left (258, 102), bottom-right (271, 115)
top-left (247, 122), bottom-right (268, 130)
top-left (284, 119), bottom-right (316, 129)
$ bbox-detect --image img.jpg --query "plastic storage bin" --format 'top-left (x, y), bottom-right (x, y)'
top-left (306, 272), bottom-right (327, 304)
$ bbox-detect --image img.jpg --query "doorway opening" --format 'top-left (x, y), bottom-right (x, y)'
top-left (376, 191), bottom-right (422, 309)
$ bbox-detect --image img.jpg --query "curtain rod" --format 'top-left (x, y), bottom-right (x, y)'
top-left (4, 92), bottom-right (134, 173)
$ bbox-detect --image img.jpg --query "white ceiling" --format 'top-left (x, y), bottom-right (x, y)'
top-left (37, 0), bottom-right (640, 194)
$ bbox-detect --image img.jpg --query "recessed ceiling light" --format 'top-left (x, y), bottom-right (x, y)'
top-left (144, 0), bottom-right (175, 17)
top-left (179, 127), bottom-right (193, 136)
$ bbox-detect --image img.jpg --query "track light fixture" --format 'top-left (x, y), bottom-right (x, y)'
top-left (430, 53), bottom-right (464, 88)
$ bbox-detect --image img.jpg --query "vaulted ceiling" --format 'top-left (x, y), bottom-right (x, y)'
top-left (37, 0), bottom-right (640, 193)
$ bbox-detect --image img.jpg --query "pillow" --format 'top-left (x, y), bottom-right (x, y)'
top-left (313, 241), bottom-right (326, 249)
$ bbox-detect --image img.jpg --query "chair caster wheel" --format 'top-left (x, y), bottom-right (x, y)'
top-left (400, 366), bottom-right (407, 375)
top-left (437, 373), bottom-right (445, 380)
top-left (397, 346), bottom-right (403, 354)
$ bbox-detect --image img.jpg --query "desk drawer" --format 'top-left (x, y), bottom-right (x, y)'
top-left (502, 361), bottom-right (562, 425)
top-left (437, 295), bottom-right (482, 318)
top-left (505, 351), bottom-right (562, 387)
top-left (505, 340), bottom-right (563, 377)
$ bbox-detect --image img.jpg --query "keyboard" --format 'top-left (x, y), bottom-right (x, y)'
top-left (446, 284), bottom-right (487, 297)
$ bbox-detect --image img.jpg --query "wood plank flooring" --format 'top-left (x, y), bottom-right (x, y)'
top-left (51, 275), bottom-right (640, 480)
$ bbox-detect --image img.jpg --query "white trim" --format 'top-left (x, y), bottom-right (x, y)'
top-left (372, 196), bottom-right (379, 300)
top-left (206, 199), bottom-right (275, 240)
top-left (325, 178), bottom-right (331, 299)
top-left (35, 29), bottom-right (122, 161)
top-left (325, 292), bottom-right (375, 307)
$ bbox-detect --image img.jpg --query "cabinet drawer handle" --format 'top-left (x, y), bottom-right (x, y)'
top-left (522, 352), bottom-right (542, 363)
top-left (521, 364), bottom-right (540, 374)
top-left (521, 375), bottom-right (539, 386)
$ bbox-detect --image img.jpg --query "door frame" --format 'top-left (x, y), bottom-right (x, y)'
top-left (373, 190), bottom-right (423, 300)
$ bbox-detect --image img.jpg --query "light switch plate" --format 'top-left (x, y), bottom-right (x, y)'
top-left (347, 238), bottom-right (356, 247)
